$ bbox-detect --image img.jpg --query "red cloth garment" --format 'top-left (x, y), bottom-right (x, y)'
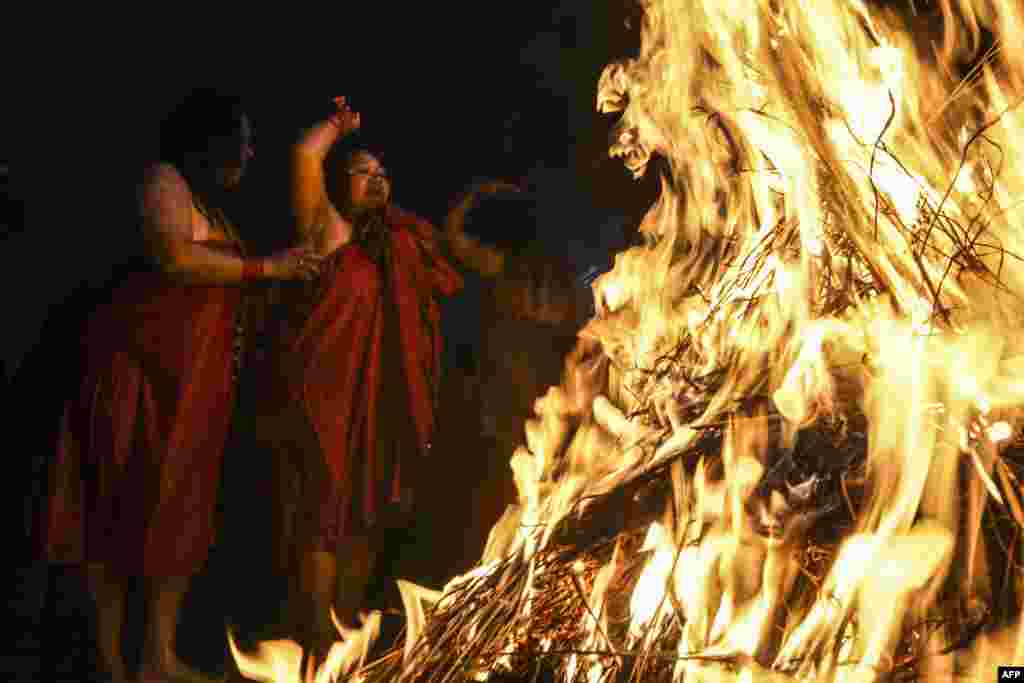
top-left (264, 206), bottom-right (462, 558)
top-left (41, 250), bottom-right (242, 578)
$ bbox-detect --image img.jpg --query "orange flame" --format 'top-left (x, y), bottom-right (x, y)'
top-left (234, 0), bottom-right (1024, 680)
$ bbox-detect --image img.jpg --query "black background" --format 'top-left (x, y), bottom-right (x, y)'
top-left (6, 2), bottom-right (656, 380)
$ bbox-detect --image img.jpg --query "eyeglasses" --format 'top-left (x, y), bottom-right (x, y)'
top-left (347, 170), bottom-right (390, 182)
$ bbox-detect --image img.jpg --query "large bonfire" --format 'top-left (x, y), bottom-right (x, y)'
top-left (232, 0), bottom-right (1024, 680)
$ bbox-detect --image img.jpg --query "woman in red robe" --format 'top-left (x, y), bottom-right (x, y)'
top-left (39, 89), bottom-right (322, 683)
top-left (258, 97), bottom-right (516, 654)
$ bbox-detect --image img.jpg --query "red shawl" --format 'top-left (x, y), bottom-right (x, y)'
top-left (266, 206), bottom-right (462, 549)
top-left (41, 258), bottom-right (241, 577)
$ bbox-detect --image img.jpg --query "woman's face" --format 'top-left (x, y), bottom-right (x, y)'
top-left (344, 151), bottom-right (391, 211)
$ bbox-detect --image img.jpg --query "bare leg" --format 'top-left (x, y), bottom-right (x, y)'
top-left (333, 534), bottom-right (376, 627)
top-left (299, 550), bottom-right (340, 638)
top-left (84, 563), bottom-right (129, 683)
top-left (285, 537), bottom-right (376, 674)
top-left (138, 575), bottom-right (220, 683)
top-left (288, 549), bottom-right (338, 676)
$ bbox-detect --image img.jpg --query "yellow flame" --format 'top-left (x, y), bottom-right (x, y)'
top-left (584, 0), bottom-right (1024, 676)
top-left (629, 522), bottom-right (675, 639)
top-left (239, 0), bottom-right (1024, 679)
top-left (228, 610), bottom-right (380, 683)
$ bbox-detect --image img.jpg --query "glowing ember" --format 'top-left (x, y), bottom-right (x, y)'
top-left (233, 0), bottom-right (1024, 680)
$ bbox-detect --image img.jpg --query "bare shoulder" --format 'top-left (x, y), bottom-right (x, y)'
top-left (139, 162), bottom-right (191, 203)
top-left (138, 163), bottom-right (197, 244)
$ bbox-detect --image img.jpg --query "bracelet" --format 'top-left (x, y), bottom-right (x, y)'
top-left (242, 259), bottom-right (265, 280)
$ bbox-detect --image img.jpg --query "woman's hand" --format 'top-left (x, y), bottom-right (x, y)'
top-left (265, 246), bottom-right (324, 281)
top-left (446, 179), bottom-right (521, 236)
top-left (442, 179), bottom-right (521, 278)
top-left (328, 96), bottom-right (361, 137)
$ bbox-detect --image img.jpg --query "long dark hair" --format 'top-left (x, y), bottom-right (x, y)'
top-left (158, 88), bottom-right (247, 216)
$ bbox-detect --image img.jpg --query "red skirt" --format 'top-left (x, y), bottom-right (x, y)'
top-left (40, 271), bottom-right (241, 577)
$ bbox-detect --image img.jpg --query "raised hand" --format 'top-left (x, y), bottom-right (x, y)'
top-left (447, 179), bottom-right (522, 233)
top-left (328, 96), bottom-right (361, 137)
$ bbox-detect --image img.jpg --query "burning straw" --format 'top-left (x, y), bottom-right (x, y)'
top-left (234, 0), bottom-right (1024, 680)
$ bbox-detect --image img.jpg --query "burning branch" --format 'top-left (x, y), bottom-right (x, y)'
top-left (234, 0), bottom-right (1024, 681)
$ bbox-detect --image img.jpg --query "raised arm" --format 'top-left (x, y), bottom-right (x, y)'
top-left (140, 163), bottom-right (321, 285)
top-left (443, 181), bottom-right (520, 278)
top-left (292, 97), bottom-right (360, 250)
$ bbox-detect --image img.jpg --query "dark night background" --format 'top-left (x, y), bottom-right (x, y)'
top-left (5, 2), bottom-right (657, 382)
top-left (3, 3), bottom-right (660, 680)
